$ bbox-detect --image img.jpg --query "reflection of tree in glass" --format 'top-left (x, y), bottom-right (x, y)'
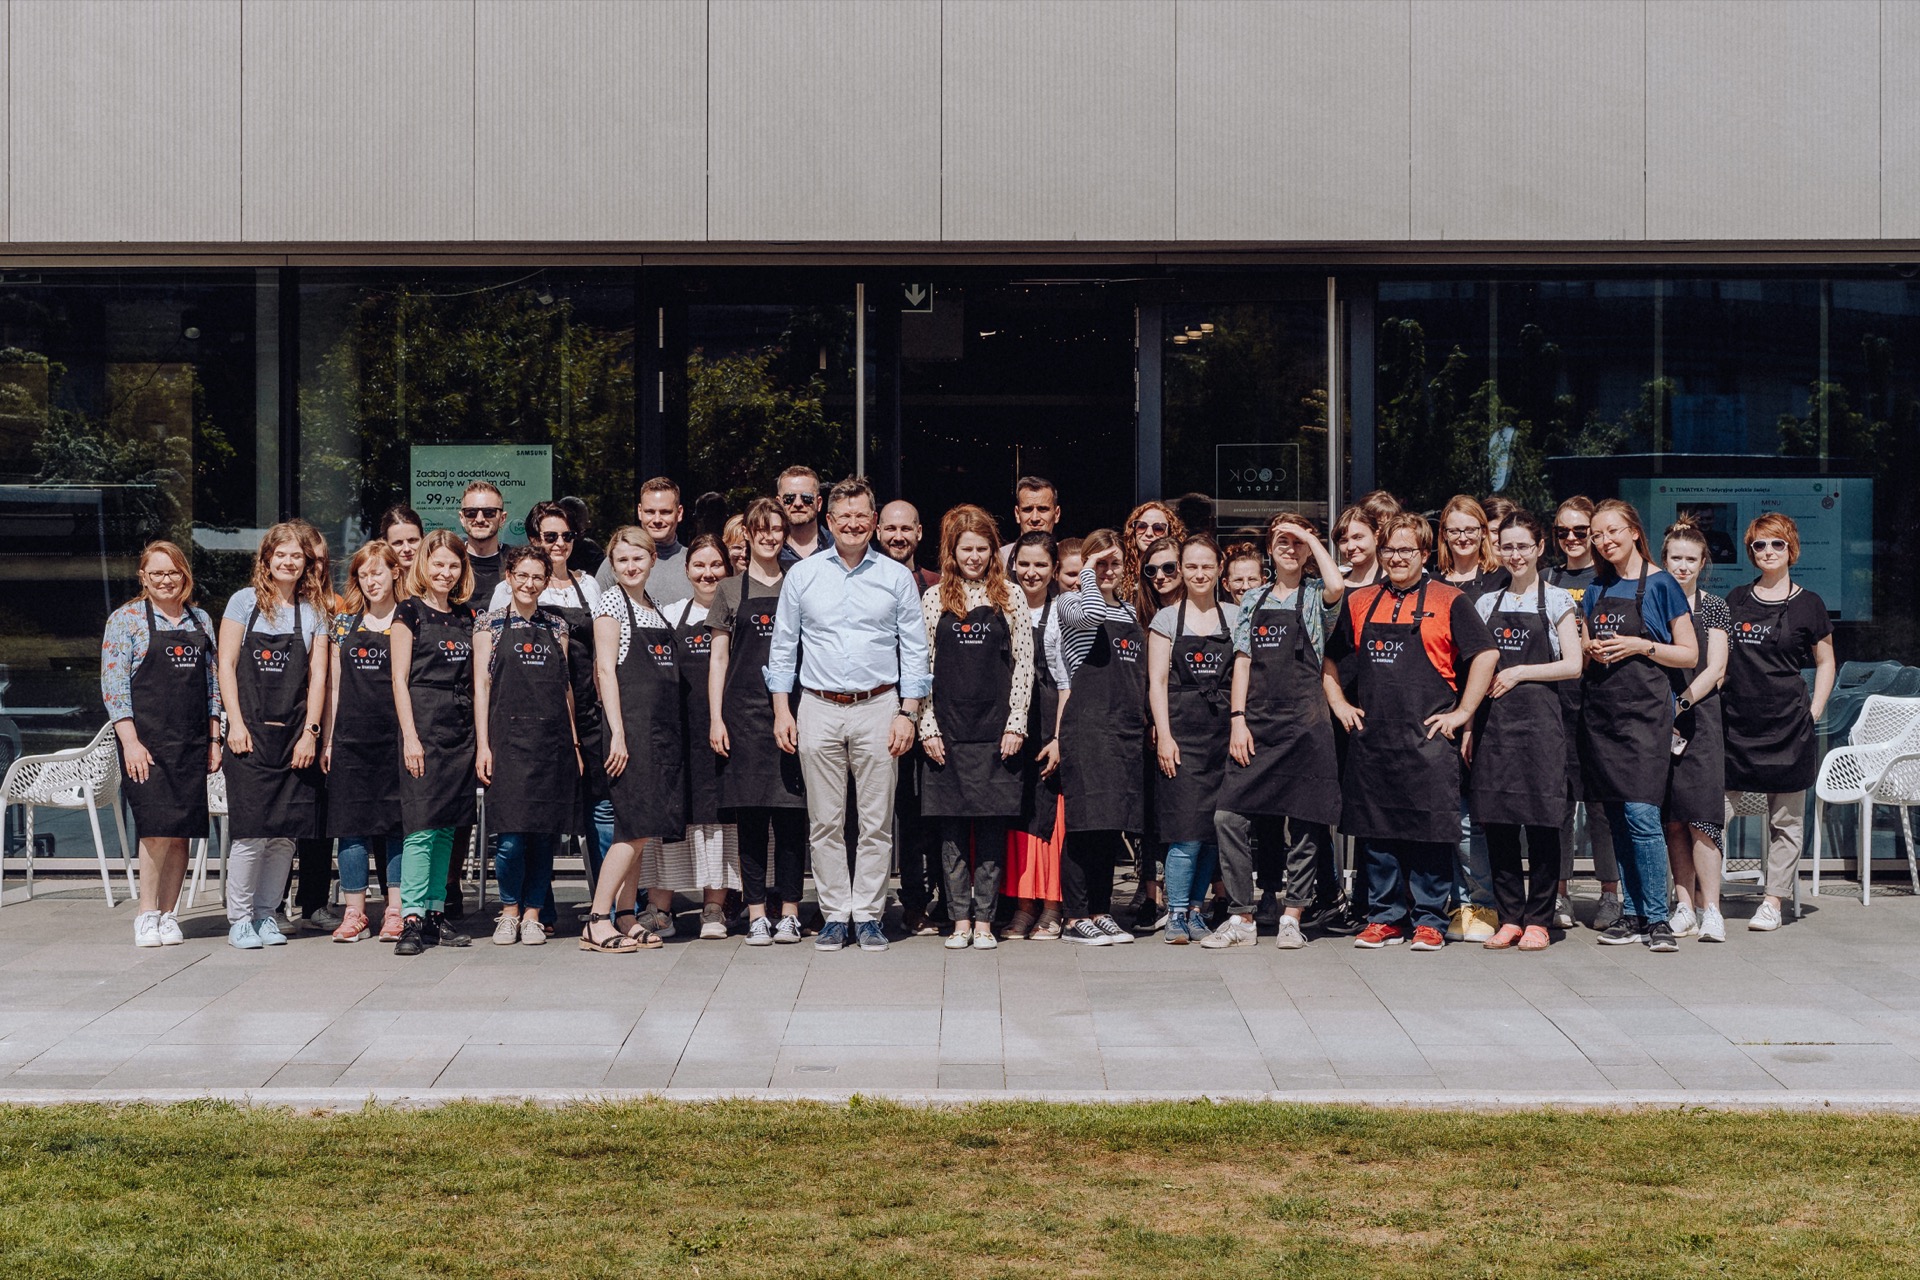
top-left (299, 284), bottom-right (634, 538)
top-left (1162, 305), bottom-right (1325, 508)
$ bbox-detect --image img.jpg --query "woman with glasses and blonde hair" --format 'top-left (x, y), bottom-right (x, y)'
top-left (103, 540), bottom-right (223, 947)
top-left (1546, 494), bottom-right (1618, 930)
top-left (1438, 495), bottom-right (1510, 602)
top-left (1721, 512), bottom-right (1835, 933)
top-left (216, 522), bottom-right (332, 949)
top-left (390, 529), bottom-right (479, 956)
top-left (1660, 519), bottom-right (1731, 942)
top-left (323, 539), bottom-right (405, 942)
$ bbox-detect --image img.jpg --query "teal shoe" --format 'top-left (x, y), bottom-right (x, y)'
top-left (228, 920), bottom-right (263, 950)
top-left (253, 916), bottom-right (289, 946)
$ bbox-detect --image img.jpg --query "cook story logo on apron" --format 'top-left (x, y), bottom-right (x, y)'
top-left (510, 638), bottom-right (557, 665)
top-left (749, 611), bottom-right (776, 637)
top-left (1365, 636), bottom-right (1408, 663)
top-left (252, 644), bottom-right (292, 674)
top-left (160, 641), bottom-right (200, 670)
top-left (645, 640), bottom-right (675, 668)
top-left (1491, 622), bottom-right (1533, 652)
top-left (949, 619), bottom-right (992, 646)
top-left (437, 635), bottom-right (472, 664)
top-left (1182, 646), bottom-right (1226, 677)
top-left (1250, 621), bottom-right (1290, 649)
top-left (681, 628), bottom-right (713, 657)
top-left (1111, 635), bottom-right (1141, 662)
top-left (346, 643), bottom-right (388, 673)
top-left (1733, 619), bottom-right (1776, 646)
top-left (1590, 606), bottom-right (1631, 636)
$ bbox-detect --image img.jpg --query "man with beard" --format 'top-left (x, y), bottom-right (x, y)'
top-left (879, 499), bottom-right (941, 932)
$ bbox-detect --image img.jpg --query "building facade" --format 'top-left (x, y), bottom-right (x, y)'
top-left (2, 0), bottom-right (1917, 769)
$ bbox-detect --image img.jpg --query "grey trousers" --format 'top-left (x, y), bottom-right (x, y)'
top-left (1726, 790), bottom-right (1805, 898)
top-left (940, 817), bottom-right (1008, 922)
top-left (796, 692), bottom-right (900, 923)
top-left (226, 837), bottom-right (293, 924)
top-left (1561, 800), bottom-right (1620, 882)
top-left (1214, 811), bottom-right (1319, 916)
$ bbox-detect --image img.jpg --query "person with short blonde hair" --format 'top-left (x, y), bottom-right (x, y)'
top-left (323, 540), bottom-right (406, 942)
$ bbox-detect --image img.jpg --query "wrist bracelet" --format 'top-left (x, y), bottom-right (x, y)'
top-left (1229, 710), bottom-right (1246, 719)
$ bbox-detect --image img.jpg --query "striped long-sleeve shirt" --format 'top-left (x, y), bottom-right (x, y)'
top-left (1053, 564), bottom-right (1140, 681)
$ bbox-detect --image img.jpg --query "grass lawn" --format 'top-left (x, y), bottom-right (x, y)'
top-left (3, 1099), bottom-right (1917, 1278)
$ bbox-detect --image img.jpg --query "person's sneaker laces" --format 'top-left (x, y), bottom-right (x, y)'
top-left (492, 914), bottom-right (521, 945)
top-left (814, 920), bottom-right (849, 951)
top-left (134, 910), bottom-right (162, 948)
top-left (1093, 914), bottom-right (1134, 943)
top-left (1668, 901), bottom-right (1697, 937)
top-left (1184, 911), bottom-right (1212, 943)
top-left (379, 906), bottom-right (405, 942)
top-left (1645, 919), bottom-right (1680, 952)
top-left (1200, 916), bottom-right (1259, 949)
top-left (394, 915), bottom-right (427, 956)
top-left (1410, 925), bottom-right (1446, 951)
top-left (1592, 891), bottom-right (1624, 933)
top-left (228, 919), bottom-right (263, 950)
top-left (158, 912), bottom-right (185, 945)
top-left (746, 916), bottom-right (775, 947)
top-left (253, 916), bottom-right (289, 947)
top-left (1272, 915), bottom-right (1305, 949)
top-left (855, 920), bottom-right (889, 952)
top-left (1353, 922), bottom-right (1403, 949)
top-left (519, 914), bottom-right (547, 946)
top-left (1552, 894), bottom-right (1577, 930)
top-left (1163, 909), bottom-right (1190, 944)
top-left (331, 908), bottom-right (371, 943)
top-left (1062, 918), bottom-right (1113, 945)
top-left (699, 903), bottom-right (728, 940)
top-left (1445, 905), bottom-right (1474, 942)
top-left (1698, 906), bottom-right (1727, 942)
top-left (638, 905), bottom-right (676, 939)
top-left (1748, 900), bottom-right (1782, 932)
top-left (1464, 906), bottom-right (1499, 942)
top-left (1598, 914), bottom-right (1647, 945)
top-left (773, 915), bottom-right (804, 944)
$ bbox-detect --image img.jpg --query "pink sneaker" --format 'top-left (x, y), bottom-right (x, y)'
top-left (378, 906), bottom-right (405, 943)
top-left (332, 907), bottom-right (371, 943)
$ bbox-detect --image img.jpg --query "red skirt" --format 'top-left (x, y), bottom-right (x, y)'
top-left (1005, 794), bottom-right (1065, 901)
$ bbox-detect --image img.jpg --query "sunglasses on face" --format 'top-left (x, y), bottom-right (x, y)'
top-left (539, 530), bottom-right (576, 544)
top-left (1749, 538), bottom-right (1789, 554)
top-left (1145, 561), bottom-right (1179, 578)
top-left (1132, 519), bottom-right (1170, 535)
top-left (460, 506), bottom-right (503, 519)
top-left (781, 493), bottom-right (819, 507)
top-left (1554, 525), bottom-right (1590, 541)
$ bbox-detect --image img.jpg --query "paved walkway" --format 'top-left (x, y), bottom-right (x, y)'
top-left (3, 881), bottom-right (1919, 1107)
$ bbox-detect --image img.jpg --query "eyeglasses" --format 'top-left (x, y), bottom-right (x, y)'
top-left (1497, 542), bottom-right (1537, 556)
top-left (1132, 519), bottom-right (1170, 535)
top-left (1554, 525), bottom-right (1591, 541)
top-left (539, 530), bottom-right (576, 544)
top-left (1444, 526), bottom-right (1484, 539)
top-left (1144, 561), bottom-right (1179, 578)
top-left (1379, 546), bottom-right (1422, 560)
top-left (460, 506), bottom-right (503, 520)
top-left (780, 493), bottom-right (819, 507)
top-left (142, 569), bottom-right (184, 580)
top-left (509, 572), bottom-right (548, 587)
top-left (1749, 538), bottom-right (1789, 554)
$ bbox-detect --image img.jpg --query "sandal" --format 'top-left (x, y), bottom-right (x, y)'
top-left (580, 913), bottom-right (640, 954)
top-left (1518, 925), bottom-right (1551, 952)
top-left (1005, 909), bottom-right (1038, 940)
top-left (1029, 911), bottom-right (1063, 941)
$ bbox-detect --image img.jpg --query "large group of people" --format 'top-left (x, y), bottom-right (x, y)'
top-left (102, 467), bottom-right (1837, 957)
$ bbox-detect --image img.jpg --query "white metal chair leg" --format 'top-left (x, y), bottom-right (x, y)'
top-left (1810, 797), bottom-right (1824, 901)
top-left (84, 800), bottom-right (114, 907)
top-left (184, 837), bottom-right (204, 910)
top-left (1901, 805), bottom-right (1919, 897)
top-left (1860, 799), bottom-right (1874, 906)
top-left (23, 806), bottom-right (34, 900)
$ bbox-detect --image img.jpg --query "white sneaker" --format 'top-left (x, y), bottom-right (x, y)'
top-left (519, 915), bottom-right (547, 946)
top-left (134, 910), bottom-right (162, 948)
top-left (492, 914), bottom-right (521, 945)
top-left (1698, 905), bottom-right (1726, 942)
top-left (1669, 901), bottom-right (1697, 937)
top-left (1748, 900), bottom-right (1782, 932)
top-left (1272, 915), bottom-right (1306, 950)
top-left (157, 912), bottom-right (185, 945)
top-left (1199, 916), bottom-right (1258, 949)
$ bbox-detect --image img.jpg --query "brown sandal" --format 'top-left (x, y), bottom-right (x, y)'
top-left (580, 913), bottom-right (640, 954)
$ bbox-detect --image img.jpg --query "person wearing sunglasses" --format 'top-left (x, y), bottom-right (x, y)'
top-left (1120, 502), bottom-right (1185, 611)
top-left (1721, 513), bottom-right (1834, 932)
top-left (457, 480), bottom-right (507, 608)
top-left (1546, 495), bottom-right (1621, 932)
top-left (1324, 513), bottom-right (1499, 953)
top-left (595, 477), bottom-right (690, 605)
top-left (1126, 533), bottom-right (1184, 930)
top-left (775, 464), bottom-right (827, 565)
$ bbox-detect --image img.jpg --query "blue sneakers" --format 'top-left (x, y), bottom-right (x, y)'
top-left (228, 920), bottom-right (263, 950)
top-left (815, 920), bottom-right (850, 951)
top-left (253, 916), bottom-right (289, 946)
top-left (855, 920), bottom-right (889, 952)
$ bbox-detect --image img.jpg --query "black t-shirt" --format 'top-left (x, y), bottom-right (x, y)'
top-left (467, 549), bottom-right (502, 609)
top-left (1547, 562), bottom-right (1599, 613)
top-left (1726, 583), bottom-right (1832, 666)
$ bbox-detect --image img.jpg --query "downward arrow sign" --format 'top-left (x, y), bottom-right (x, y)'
top-left (904, 284), bottom-right (928, 306)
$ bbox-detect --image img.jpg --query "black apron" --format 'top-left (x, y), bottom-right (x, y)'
top-left (397, 601), bottom-right (477, 830)
top-left (1015, 597), bottom-right (1062, 840)
top-left (324, 612), bottom-right (403, 837)
top-left (715, 577), bottom-right (806, 811)
top-left (605, 592), bottom-right (687, 842)
top-left (1217, 585), bottom-right (1342, 827)
top-left (1723, 583), bottom-right (1820, 793)
top-left (224, 602), bottom-right (322, 840)
top-left (921, 601), bottom-right (1024, 818)
top-left (121, 600), bottom-right (213, 839)
top-left (1058, 607), bottom-right (1146, 835)
top-left (1469, 579), bottom-right (1569, 827)
top-left (670, 597), bottom-right (724, 825)
top-left (1154, 599), bottom-right (1233, 842)
top-left (1577, 566), bottom-right (1674, 806)
top-left (550, 575), bottom-right (606, 822)
top-left (1339, 578), bottom-right (1464, 845)
top-left (1547, 564), bottom-right (1594, 805)
top-left (483, 610), bottom-right (576, 835)
top-left (1666, 597), bottom-right (1726, 823)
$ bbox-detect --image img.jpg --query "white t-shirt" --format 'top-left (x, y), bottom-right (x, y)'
top-left (488, 570), bottom-right (600, 615)
top-left (1474, 581), bottom-right (1577, 660)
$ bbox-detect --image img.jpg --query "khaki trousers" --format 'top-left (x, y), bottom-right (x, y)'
top-left (1725, 789), bottom-right (1805, 899)
top-left (797, 692), bottom-right (900, 923)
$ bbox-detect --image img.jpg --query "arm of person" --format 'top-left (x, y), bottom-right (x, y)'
top-left (1680, 625), bottom-right (1728, 708)
top-left (706, 628), bottom-right (733, 756)
top-left (594, 613), bottom-right (628, 777)
top-left (1431, 647), bottom-right (1501, 744)
top-left (217, 616), bottom-right (250, 755)
top-left (1228, 653), bottom-right (1255, 766)
top-left (768, 580), bottom-right (802, 754)
top-left (472, 627), bottom-right (494, 785)
top-left (322, 636), bottom-right (343, 773)
top-left (1490, 606), bottom-right (1586, 697)
top-left (290, 618), bottom-right (328, 770)
top-left (390, 618), bottom-right (424, 777)
top-left (1323, 666), bottom-right (1363, 733)
top-left (1810, 634), bottom-right (1836, 723)
top-left (103, 608), bottom-right (152, 782)
top-left (1001, 597), bottom-right (1034, 758)
top-left (1038, 687), bottom-right (1068, 778)
top-left (890, 572), bottom-right (931, 758)
top-left (918, 589), bottom-right (944, 764)
top-left (1147, 628), bottom-right (1178, 777)
top-left (1280, 516), bottom-right (1346, 608)
top-left (1054, 553), bottom-right (1117, 631)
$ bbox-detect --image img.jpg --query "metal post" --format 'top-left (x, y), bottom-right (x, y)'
top-left (1325, 277), bottom-right (1342, 520)
top-left (855, 282), bottom-right (867, 477)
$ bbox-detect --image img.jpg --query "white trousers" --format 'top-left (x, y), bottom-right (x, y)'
top-left (226, 837), bottom-right (293, 924)
top-left (796, 692), bottom-right (900, 923)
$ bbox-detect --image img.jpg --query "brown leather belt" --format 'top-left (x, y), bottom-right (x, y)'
top-left (803, 683), bottom-right (896, 706)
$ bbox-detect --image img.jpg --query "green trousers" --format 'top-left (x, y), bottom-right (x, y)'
top-left (401, 827), bottom-right (455, 915)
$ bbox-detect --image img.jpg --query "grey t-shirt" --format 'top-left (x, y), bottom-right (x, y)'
top-left (595, 540), bottom-right (690, 604)
top-left (1148, 599), bottom-right (1241, 641)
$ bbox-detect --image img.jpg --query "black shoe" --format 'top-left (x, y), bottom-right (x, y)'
top-left (394, 915), bottom-right (427, 956)
top-left (1597, 914), bottom-right (1648, 946)
top-left (1645, 920), bottom-right (1680, 952)
top-left (426, 911), bottom-right (470, 948)
top-left (441, 890), bottom-right (466, 921)
top-left (1309, 901), bottom-right (1364, 937)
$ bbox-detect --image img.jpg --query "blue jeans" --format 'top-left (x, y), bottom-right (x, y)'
top-left (1604, 800), bottom-right (1669, 924)
top-left (1455, 798), bottom-right (1495, 909)
top-left (1364, 839), bottom-right (1453, 932)
top-left (495, 831), bottom-right (556, 911)
top-left (586, 799), bottom-right (616, 885)
top-left (1163, 840), bottom-right (1218, 912)
top-left (337, 836), bottom-right (399, 895)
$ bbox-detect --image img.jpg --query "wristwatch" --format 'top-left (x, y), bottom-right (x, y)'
top-left (306, 723), bottom-right (321, 737)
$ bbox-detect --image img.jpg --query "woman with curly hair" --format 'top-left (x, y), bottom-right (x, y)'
top-left (1118, 500), bottom-right (1186, 618)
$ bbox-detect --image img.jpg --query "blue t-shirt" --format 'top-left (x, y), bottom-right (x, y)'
top-left (222, 588), bottom-right (326, 649)
top-left (1581, 568), bottom-right (1690, 644)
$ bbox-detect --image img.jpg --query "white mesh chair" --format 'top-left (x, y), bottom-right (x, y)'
top-left (184, 767), bottom-right (230, 910)
top-left (0, 723), bottom-right (136, 909)
top-left (1723, 791), bottom-right (1802, 919)
top-left (1810, 695), bottom-right (1920, 904)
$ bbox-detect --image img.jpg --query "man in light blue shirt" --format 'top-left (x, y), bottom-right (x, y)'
top-left (768, 476), bottom-right (932, 953)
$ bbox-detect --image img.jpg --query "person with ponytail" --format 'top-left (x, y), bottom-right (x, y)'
top-left (918, 505), bottom-right (1033, 949)
top-left (1579, 499), bottom-right (1698, 952)
top-left (1661, 520), bottom-right (1730, 942)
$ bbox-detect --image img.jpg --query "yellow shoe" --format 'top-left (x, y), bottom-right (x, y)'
top-left (1464, 906), bottom-right (1499, 942)
top-left (1446, 905), bottom-right (1475, 942)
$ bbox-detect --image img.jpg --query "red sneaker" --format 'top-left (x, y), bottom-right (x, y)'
top-left (378, 906), bottom-right (405, 943)
top-left (1410, 925), bottom-right (1446, 951)
top-left (1353, 922), bottom-right (1403, 949)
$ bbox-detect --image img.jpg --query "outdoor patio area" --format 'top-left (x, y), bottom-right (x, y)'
top-left (2, 881), bottom-right (1918, 1107)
